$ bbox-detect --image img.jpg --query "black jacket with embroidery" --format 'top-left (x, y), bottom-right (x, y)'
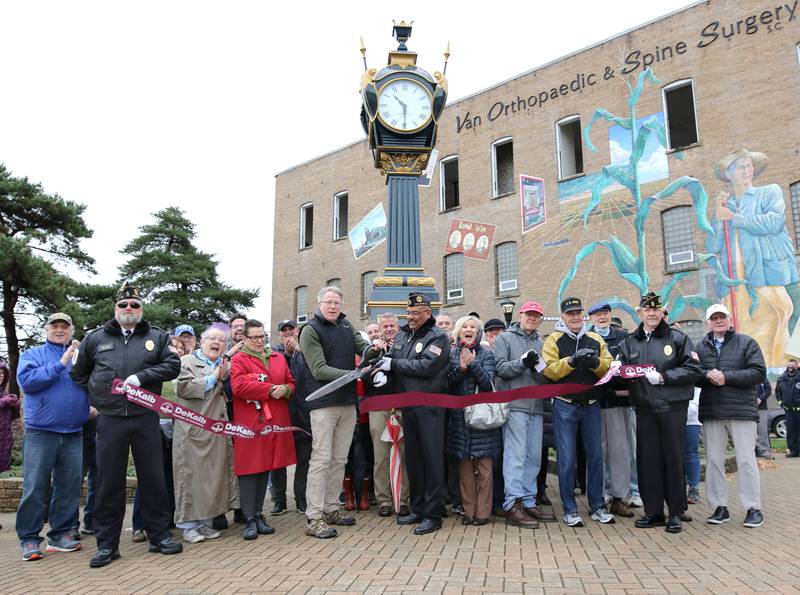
top-left (390, 316), bottom-right (451, 398)
top-left (619, 319), bottom-right (702, 413)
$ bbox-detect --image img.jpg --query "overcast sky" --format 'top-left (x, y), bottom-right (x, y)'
top-left (0, 0), bottom-right (696, 328)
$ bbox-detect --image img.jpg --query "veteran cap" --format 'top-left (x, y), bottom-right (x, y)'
top-left (407, 292), bottom-right (432, 308)
top-left (560, 297), bottom-right (583, 313)
top-left (116, 282), bottom-right (142, 302)
top-left (639, 291), bottom-right (663, 309)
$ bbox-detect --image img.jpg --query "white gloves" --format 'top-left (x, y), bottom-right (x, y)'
top-left (645, 370), bottom-right (663, 385)
top-left (123, 374), bottom-right (141, 386)
top-left (377, 357), bottom-right (392, 372)
top-left (373, 371), bottom-right (388, 387)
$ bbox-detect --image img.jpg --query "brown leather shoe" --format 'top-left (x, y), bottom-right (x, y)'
top-left (609, 498), bottom-right (635, 518)
top-left (505, 500), bottom-right (538, 529)
top-left (524, 506), bottom-right (556, 523)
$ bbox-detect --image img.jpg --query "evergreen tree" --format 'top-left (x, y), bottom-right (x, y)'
top-left (0, 164), bottom-right (95, 394)
top-left (118, 206), bottom-right (257, 332)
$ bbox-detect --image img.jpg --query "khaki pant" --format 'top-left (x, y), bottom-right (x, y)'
top-left (306, 404), bottom-right (356, 520)
top-left (703, 419), bottom-right (761, 511)
top-left (368, 410), bottom-right (409, 508)
top-left (458, 458), bottom-right (493, 519)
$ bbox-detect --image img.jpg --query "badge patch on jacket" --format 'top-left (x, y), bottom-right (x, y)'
top-left (429, 345), bottom-right (442, 356)
top-left (97, 343), bottom-right (114, 353)
top-left (145, 340), bottom-right (155, 351)
top-left (415, 342), bottom-right (423, 353)
top-left (663, 345), bottom-right (673, 356)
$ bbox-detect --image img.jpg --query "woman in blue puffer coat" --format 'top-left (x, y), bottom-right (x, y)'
top-left (446, 316), bottom-right (502, 525)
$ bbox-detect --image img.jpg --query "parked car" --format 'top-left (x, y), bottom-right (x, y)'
top-left (768, 405), bottom-right (786, 439)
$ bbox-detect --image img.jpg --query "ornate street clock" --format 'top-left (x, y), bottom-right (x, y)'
top-left (359, 21), bottom-right (448, 318)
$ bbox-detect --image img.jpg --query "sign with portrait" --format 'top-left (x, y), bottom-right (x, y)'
top-left (444, 218), bottom-right (496, 261)
top-left (349, 203), bottom-right (387, 260)
top-left (520, 175), bottom-right (546, 233)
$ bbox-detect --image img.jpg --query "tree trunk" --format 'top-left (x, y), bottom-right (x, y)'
top-left (2, 287), bottom-right (21, 396)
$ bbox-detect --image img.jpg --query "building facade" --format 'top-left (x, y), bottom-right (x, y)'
top-left (273, 0), bottom-right (800, 370)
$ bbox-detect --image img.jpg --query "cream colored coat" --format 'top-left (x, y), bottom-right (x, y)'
top-left (173, 353), bottom-right (234, 523)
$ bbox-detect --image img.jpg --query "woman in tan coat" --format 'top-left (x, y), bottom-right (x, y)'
top-left (174, 323), bottom-right (235, 543)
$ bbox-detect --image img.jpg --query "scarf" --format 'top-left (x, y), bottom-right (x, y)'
top-left (242, 344), bottom-right (272, 370)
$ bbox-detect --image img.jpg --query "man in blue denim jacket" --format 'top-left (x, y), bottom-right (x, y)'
top-left (15, 312), bottom-right (90, 561)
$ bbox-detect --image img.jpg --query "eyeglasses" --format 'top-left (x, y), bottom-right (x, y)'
top-left (246, 335), bottom-right (266, 342)
top-left (321, 300), bottom-right (342, 306)
top-left (116, 302), bottom-right (141, 309)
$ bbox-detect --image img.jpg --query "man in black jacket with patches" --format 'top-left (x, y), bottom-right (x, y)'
top-left (378, 293), bottom-right (451, 535)
top-left (619, 292), bottom-right (702, 534)
top-left (71, 283), bottom-right (182, 567)
top-left (776, 359), bottom-right (800, 458)
top-left (696, 303), bottom-right (767, 528)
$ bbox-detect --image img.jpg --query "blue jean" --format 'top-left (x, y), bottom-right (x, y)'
top-left (685, 424), bottom-right (701, 488)
top-left (16, 430), bottom-right (83, 544)
top-left (502, 411), bottom-right (543, 510)
top-left (628, 407), bottom-right (639, 495)
top-left (553, 399), bottom-right (603, 514)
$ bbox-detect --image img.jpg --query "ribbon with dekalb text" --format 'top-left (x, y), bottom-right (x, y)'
top-left (111, 379), bottom-right (311, 438)
top-left (359, 364), bottom-right (654, 414)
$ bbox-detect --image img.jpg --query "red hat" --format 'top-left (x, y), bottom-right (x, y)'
top-left (519, 301), bottom-right (544, 315)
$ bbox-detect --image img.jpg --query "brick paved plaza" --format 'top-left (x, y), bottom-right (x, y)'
top-left (2, 459), bottom-right (799, 594)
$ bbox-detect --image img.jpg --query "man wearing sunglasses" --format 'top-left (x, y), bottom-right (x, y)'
top-left (71, 282), bottom-right (182, 567)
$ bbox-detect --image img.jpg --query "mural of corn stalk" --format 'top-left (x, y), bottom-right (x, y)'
top-left (557, 67), bottom-right (758, 322)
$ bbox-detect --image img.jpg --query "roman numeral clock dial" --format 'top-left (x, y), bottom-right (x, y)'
top-left (377, 79), bottom-right (433, 133)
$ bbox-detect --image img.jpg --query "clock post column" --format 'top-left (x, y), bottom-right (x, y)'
top-left (358, 21), bottom-right (448, 320)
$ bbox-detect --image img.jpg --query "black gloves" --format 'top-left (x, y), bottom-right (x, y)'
top-left (568, 347), bottom-right (599, 369)
top-left (522, 350), bottom-right (540, 369)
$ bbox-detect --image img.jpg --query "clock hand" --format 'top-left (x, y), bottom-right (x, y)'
top-left (393, 95), bottom-right (407, 110)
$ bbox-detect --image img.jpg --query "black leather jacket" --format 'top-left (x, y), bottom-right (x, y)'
top-left (619, 320), bottom-right (702, 413)
top-left (71, 319), bottom-right (180, 417)
top-left (390, 316), bottom-right (451, 398)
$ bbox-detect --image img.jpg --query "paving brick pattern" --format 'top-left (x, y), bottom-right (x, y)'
top-left (2, 459), bottom-right (799, 594)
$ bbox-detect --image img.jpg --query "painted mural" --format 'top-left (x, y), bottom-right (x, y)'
top-left (556, 68), bottom-right (798, 371)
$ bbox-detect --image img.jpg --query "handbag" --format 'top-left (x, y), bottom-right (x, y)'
top-left (464, 378), bottom-right (508, 430)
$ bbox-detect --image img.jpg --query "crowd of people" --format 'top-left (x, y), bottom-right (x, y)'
top-left (7, 279), bottom-right (793, 567)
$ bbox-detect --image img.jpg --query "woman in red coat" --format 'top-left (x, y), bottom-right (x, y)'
top-left (230, 319), bottom-right (296, 539)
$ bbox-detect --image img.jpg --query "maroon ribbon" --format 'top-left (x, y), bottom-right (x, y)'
top-left (111, 379), bottom-right (310, 438)
top-left (359, 364), bottom-right (654, 414)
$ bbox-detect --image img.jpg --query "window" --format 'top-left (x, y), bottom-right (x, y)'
top-left (662, 80), bottom-right (698, 150)
top-left (790, 181), bottom-right (800, 252)
top-left (326, 278), bottom-right (342, 289)
top-left (444, 253), bottom-right (464, 304)
top-left (662, 206), bottom-right (696, 272)
top-left (491, 137), bottom-right (514, 197)
top-left (299, 203), bottom-right (313, 249)
top-left (439, 156), bottom-right (460, 211)
top-left (556, 116), bottom-right (584, 179)
top-left (361, 271), bottom-right (377, 319)
top-left (495, 242), bottom-right (518, 296)
top-left (294, 286), bottom-right (308, 323)
top-left (333, 192), bottom-right (348, 240)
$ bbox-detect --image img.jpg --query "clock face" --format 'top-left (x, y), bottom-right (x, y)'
top-left (377, 79), bottom-right (433, 132)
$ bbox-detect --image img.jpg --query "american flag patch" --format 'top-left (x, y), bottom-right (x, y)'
top-left (429, 345), bottom-right (442, 356)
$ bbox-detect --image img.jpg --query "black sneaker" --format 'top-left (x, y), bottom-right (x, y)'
top-left (451, 504), bottom-right (465, 516)
top-left (211, 514), bottom-right (229, 530)
top-left (270, 502), bottom-right (287, 516)
top-left (706, 506), bottom-right (730, 524)
top-left (742, 508), bottom-right (763, 528)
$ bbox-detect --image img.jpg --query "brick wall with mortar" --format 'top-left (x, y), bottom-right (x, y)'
top-left (273, 0), bottom-right (800, 334)
top-left (0, 477), bottom-right (137, 513)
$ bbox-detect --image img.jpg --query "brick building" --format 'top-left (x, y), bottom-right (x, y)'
top-left (273, 0), bottom-right (800, 366)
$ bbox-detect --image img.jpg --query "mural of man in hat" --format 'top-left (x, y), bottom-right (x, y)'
top-left (707, 149), bottom-right (799, 368)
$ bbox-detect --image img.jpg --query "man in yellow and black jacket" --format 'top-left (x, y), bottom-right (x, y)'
top-left (542, 297), bottom-right (613, 528)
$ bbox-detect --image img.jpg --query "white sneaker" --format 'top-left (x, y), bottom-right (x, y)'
top-left (590, 507), bottom-right (616, 524)
top-left (182, 528), bottom-right (206, 544)
top-left (563, 512), bottom-right (584, 527)
top-left (627, 494), bottom-right (644, 508)
top-left (195, 525), bottom-right (221, 539)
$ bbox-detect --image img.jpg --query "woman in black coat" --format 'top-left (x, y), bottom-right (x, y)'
top-left (446, 316), bottom-right (502, 525)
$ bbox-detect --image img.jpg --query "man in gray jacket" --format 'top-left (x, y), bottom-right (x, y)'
top-left (493, 301), bottom-right (555, 528)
